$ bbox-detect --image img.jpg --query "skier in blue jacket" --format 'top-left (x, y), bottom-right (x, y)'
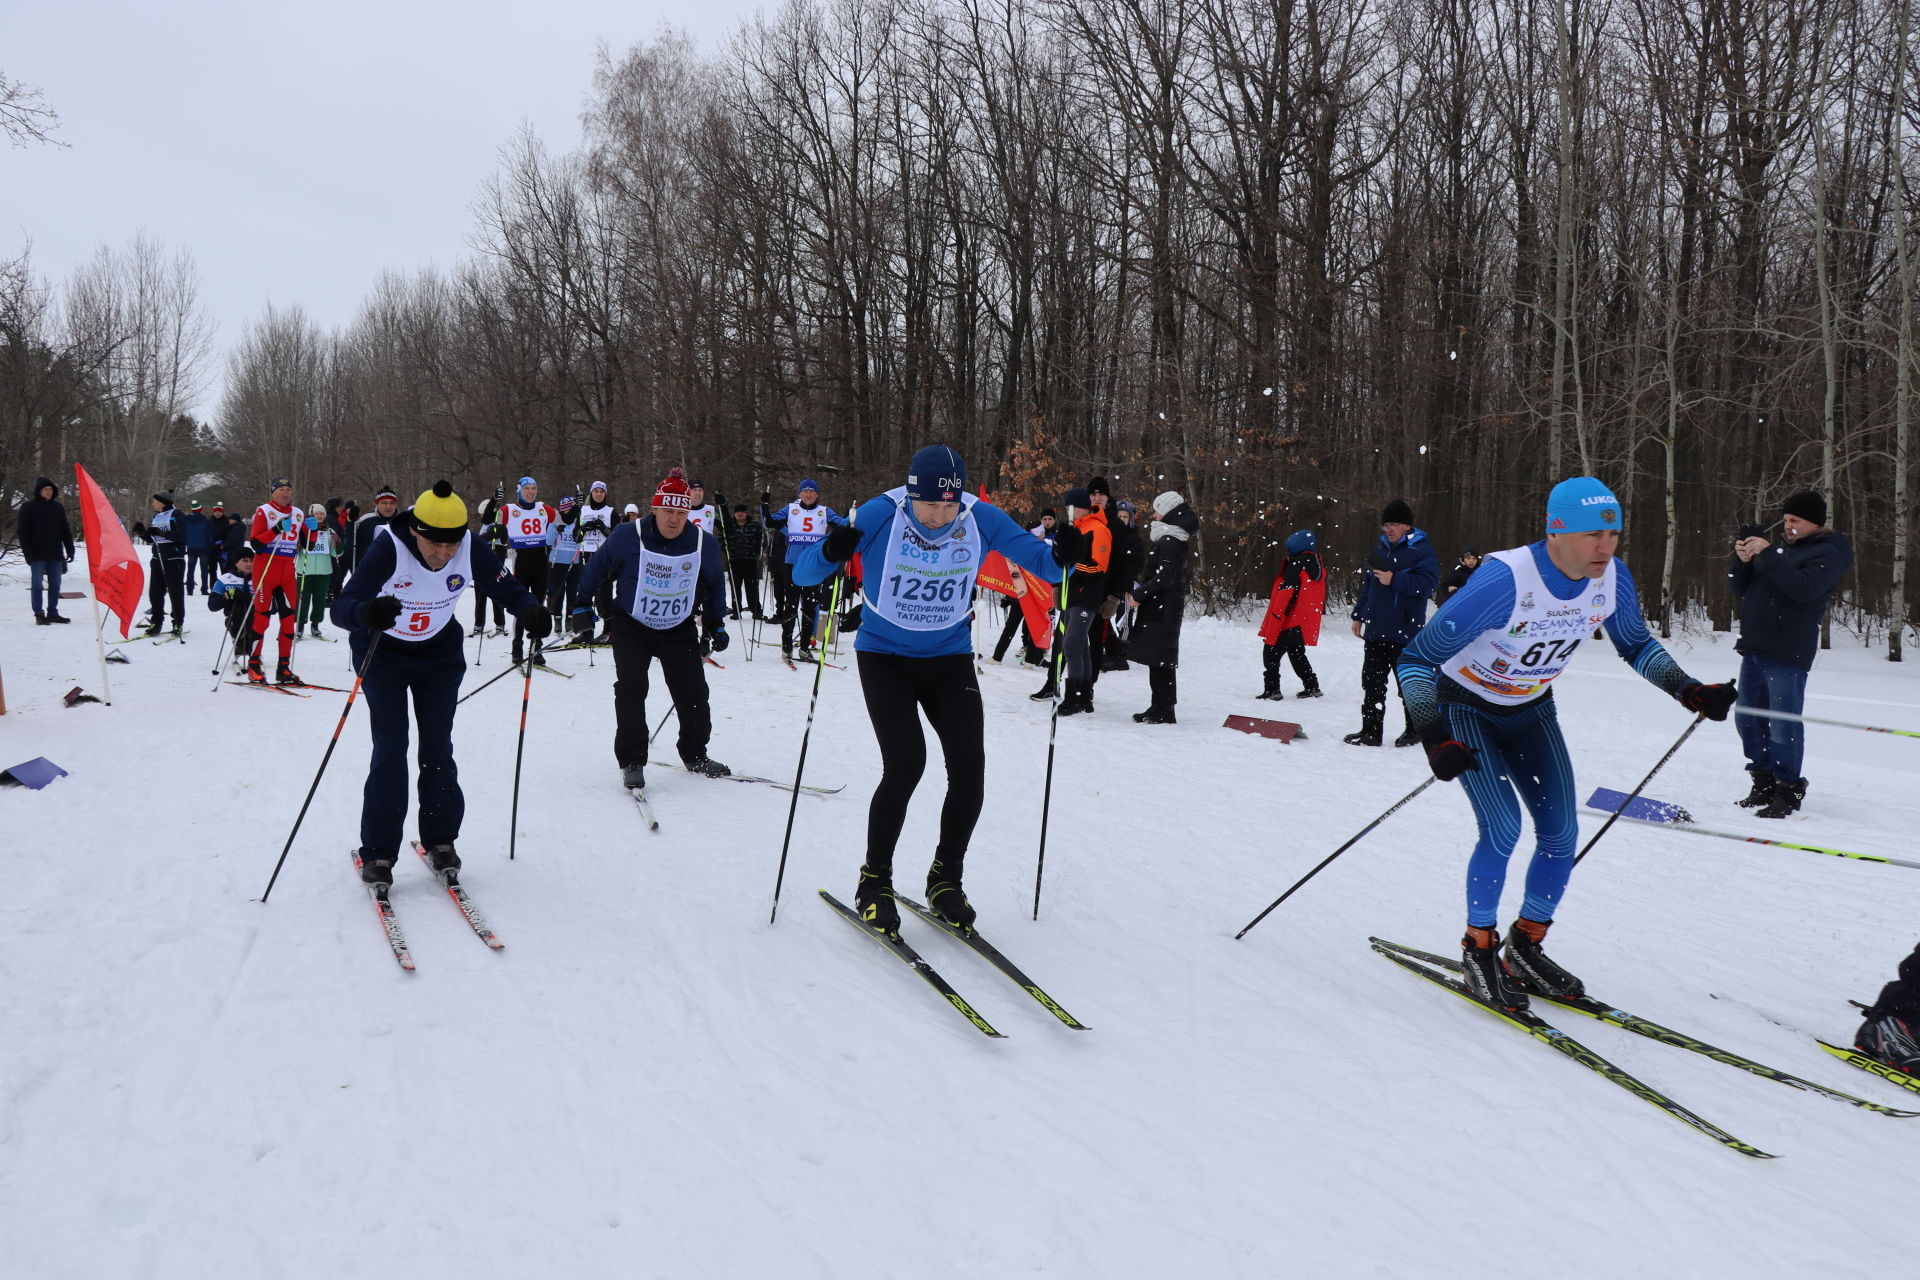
top-left (1395, 477), bottom-right (1737, 1010)
top-left (765, 478), bottom-right (843, 661)
top-left (794, 444), bottom-right (1078, 935)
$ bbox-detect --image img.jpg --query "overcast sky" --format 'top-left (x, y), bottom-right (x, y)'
top-left (3, 0), bottom-right (767, 419)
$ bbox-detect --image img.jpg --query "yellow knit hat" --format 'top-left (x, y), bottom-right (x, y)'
top-left (411, 480), bottom-right (469, 543)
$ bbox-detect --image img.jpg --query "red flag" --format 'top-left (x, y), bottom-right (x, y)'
top-left (74, 463), bottom-right (144, 638)
top-left (977, 551), bottom-right (1054, 648)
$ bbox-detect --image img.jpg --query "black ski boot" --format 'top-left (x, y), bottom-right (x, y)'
top-left (424, 843), bottom-right (461, 878)
top-left (621, 763), bottom-right (647, 791)
top-left (1461, 926), bottom-right (1530, 1011)
top-left (1757, 778), bottom-right (1806, 819)
top-left (1501, 917), bottom-right (1584, 999)
top-left (1737, 770), bottom-right (1776, 809)
top-left (1856, 983), bottom-right (1920, 1076)
top-left (275, 660), bottom-right (303, 686)
top-left (856, 865), bottom-right (900, 937)
top-left (1392, 728), bottom-right (1420, 749)
top-left (358, 852), bottom-right (394, 887)
top-left (1029, 676), bottom-right (1058, 702)
top-left (1343, 730), bottom-right (1382, 747)
top-left (682, 755), bottom-right (732, 778)
top-left (925, 860), bottom-right (976, 930)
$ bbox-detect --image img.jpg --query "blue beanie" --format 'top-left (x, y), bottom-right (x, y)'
top-left (797, 478), bottom-right (819, 494)
top-left (905, 444), bottom-right (966, 501)
top-left (1286, 529), bottom-right (1317, 554)
top-left (1546, 477), bottom-right (1623, 534)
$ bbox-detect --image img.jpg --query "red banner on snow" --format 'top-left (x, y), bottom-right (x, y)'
top-left (74, 463), bottom-right (144, 638)
top-left (978, 551), bottom-right (1054, 648)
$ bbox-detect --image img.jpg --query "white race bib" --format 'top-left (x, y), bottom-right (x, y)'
top-left (864, 488), bottom-right (981, 633)
top-left (1442, 547), bottom-right (1617, 706)
top-left (378, 527), bottom-right (475, 643)
top-left (628, 530), bottom-right (704, 630)
top-left (504, 503), bottom-right (550, 549)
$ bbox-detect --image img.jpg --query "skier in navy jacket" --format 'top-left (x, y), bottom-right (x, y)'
top-left (1346, 499), bottom-right (1439, 746)
top-left (332, 481), bottom-right (549, 888)
top-left (794, 443), bottom-right (1076, 936)
top-left (571, 467), bottom-right (732, 792)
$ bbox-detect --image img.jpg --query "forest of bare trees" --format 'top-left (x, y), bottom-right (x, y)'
top-left (4, 0), bottom-right (1916, 652)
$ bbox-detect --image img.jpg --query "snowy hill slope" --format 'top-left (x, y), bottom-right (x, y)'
top-left (3, 559), bottom-right (1918, 1278)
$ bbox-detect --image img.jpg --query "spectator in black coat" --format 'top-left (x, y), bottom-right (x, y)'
top-left (1127, 492), bottom-right (1199, 723)
top-left (1346, 498), bottom-right (1439, 747)
top-left (1727, 490), bottom-right (1854, 818)
top-left (1438, 545), bottom-right (1482, 602)
top-left (723, 503), bottom-right (766, 618)
top-left (15, 476), bottom-right (75, 623)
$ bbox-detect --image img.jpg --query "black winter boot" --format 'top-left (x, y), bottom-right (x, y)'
top-left (1461, 926), bottom-right (1530, 1011)
top-left (856, 864), bottom-right (900, 937)
top-left (1058, 678), bottom-right (1094, 716)
top-left (1856, 981), bottom-right (1920, 1075)
top-left (1757, 778), bottom-right (1806, 820)
top-left (1737, 770), bottom-right (1776, 809)
top-left (1029, 675), bottom-right (1058, 702)
top-left (1502, 917), bottom-right (1584, 999)
top-left (925, 860), bottom-right (975, 929)
top-left (357, 851), bottom-right (394, 887)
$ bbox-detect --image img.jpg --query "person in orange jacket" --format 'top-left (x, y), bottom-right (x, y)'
top-left (1257, 529), bottom-right (1327, 700)
top-left (1029, 485), bottom-right (1110, 715)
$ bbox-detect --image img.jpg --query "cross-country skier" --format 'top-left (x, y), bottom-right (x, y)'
top-left (247, 477), bottom-right (311, 684)
top-left (570, 467), bottom-right (732, 793)
top-left (766, 478), bottom-right (843, 662)
top-left (331, 481), bottom-right (551, 886)
top-left (1394, 477), bottom-right (1738, 1010)
top-left (209, 546), bottom-right (256, 667)
top-left (793, 444), bottom-right (1077, 935)
top-left (687, 478), bottom-right (717, 534)
top-left (136, 490), bottom-right (189, 637)
top-left (497, 476), bottom-right (555, 666)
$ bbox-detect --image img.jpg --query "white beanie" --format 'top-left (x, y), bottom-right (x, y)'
top-left (1152, 490), bottom-right (1184, 518)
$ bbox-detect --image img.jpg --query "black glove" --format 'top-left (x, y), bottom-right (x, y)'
top-left (1681, 680), bottom-right (1738, 722)
top-left (570, 608), bottom-right (595, 636)
top-left (709, 625), bottom-right (730, 654)
top-left (493, 483), bottom-right (506, 503)
top-left (1051, 525), bottom-right (1087, 568)
top-left (521, 603), bottom-right (553, 640)
top-left (1420, 722), bottom-right (1480, 782)
top-left (822, 523), bottom-right (861, 563)
top-left (360, 594), bottom-right (403, 631)
top-left (761, 489), bottom-right (772, 508)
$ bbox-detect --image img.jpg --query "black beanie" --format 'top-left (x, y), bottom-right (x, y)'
top-left (1381, 498), bottom-right (1414, 525)
top-left (1087, 476), bottom-right (1111, 496)
top-left (1782, 490), bottom-right (1827, 527)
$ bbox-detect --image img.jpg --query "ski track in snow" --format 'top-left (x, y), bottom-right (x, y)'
top-left (3, 560), bottom-right (1917, 1277)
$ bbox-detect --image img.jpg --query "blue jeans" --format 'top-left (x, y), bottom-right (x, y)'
top-left (1735, 653), bottom-right (1808, 783)
top-left (29, 560), bottom-right (63, 616)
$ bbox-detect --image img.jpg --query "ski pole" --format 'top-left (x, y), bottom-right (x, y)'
top-left (1033, 568), bottom-right (1071, 920)
top-left (1234, 776), bottom-right (1438, 939)
top-left (650, 703), bottom-right (678, 746)
top-left (209, 612), bottom-right (234, 692)
top-left (259, 635), bottom-right (382, 903)
top-left (1729, 703), bottom-right (1920, 741)
top-left (1583, 807), bottom-right (1920, 871)
top-left (509, 653), bottom-right (534, 860)
top-left (1574, 713), bottom-right (1703, 866)
top-left (456, 661), bottom-right (517, 705)
top-left (770, 520), bottom-right (853, 925)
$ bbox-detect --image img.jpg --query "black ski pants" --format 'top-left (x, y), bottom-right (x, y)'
top-left (1263, 627), bottom-right (1320, 692)
top-left (781, 582), bottom-right (825, 651)
top-left (608, 613), bottom-right (711, 768)
top-left (358, 641), bottom-right (465, 858)
top-left (857, 651), bottom-right (984, 880)
top-left (511, 547), bottom-right (550, 658)
top-left (1360, 638), bottom-right (1410, 740)
top-left (146, 551), bottom-right (186, 627)
top-left (729, 560), bottom-right (762, 617)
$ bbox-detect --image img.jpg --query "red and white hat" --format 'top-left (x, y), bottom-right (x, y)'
top-left (652, 467), bottom-right (693, 511)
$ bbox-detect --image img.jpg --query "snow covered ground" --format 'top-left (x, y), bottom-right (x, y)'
top-left (3, 557), bottom-right (1918, 1278)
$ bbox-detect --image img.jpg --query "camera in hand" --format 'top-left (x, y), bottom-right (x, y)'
top-left (1736, 522), bottom-right (1764, 543)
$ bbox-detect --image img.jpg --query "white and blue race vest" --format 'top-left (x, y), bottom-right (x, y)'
top-left (503, 502), bottom-right (551, 550)
top-left (1442, 547), bottom-right (1618, 706)
top-left (864, 487), bottom-right (982, 633)
top-left (783, 502), bottom-right (835, 548)
top-left (627, 530), bottom-right (706, 630)
top-left (376, 526), bottom-right (475, 643)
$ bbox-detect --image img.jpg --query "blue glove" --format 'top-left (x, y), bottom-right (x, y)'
top-left (709, 626), bottom-right (730, 654)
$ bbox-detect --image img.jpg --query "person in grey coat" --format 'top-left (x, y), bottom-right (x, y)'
top-left (1127, 492), bottom-right (1200, 724)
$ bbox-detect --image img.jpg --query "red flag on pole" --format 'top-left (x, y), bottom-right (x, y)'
top-left (74, 463), bottom-right (144, 638)
top-left (977, 551), bottom-right (1053, 648)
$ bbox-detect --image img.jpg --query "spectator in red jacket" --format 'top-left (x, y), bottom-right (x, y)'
top-left (1258, 529), bottom-right (1326, 700)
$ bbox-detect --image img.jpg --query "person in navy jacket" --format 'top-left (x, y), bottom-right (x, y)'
top-left (332, 481), bottom-right (549, 888)
top-left (795, 444), bottom-right (1077, 936)
top-left (572, 467), bottom-right (732, 793)
top-left (1346, 498), bottom-right (1439, 747)
top-left (1727, 490), bottom-right (1853, 818)
top-left (765, 478), bottom-right (843, 660)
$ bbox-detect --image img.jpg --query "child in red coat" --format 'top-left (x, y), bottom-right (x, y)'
top-left (1258, 529), bottom-right (1326, 699)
